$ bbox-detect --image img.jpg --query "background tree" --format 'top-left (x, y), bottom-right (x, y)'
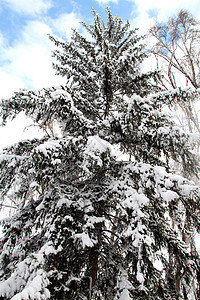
top-left (149, 10), bottom-right (200, 134)
top-left (0, 8), bottom-right (200, 300)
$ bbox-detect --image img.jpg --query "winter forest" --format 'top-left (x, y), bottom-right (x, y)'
top-left (0, 7), bottom-right (200, 299)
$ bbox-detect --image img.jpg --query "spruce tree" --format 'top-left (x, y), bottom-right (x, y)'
top-left (0, 8), bottom-right (200, 300)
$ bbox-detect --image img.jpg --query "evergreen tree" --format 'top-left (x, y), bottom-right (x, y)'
top-left (0, 8), bottom-right (200, 300)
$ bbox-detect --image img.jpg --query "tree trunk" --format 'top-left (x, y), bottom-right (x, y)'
top-left (87, 200), bottom-right (104, 299)
top-left (103, 65), bottom-right (113, 117)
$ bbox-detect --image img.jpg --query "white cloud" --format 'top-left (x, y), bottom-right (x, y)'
top-left (0, 20), bottom-right (62, 95)
top-left (127, 0), bottom-right (200, 37)
top-left (95, 0), bottom-right (118, 4)
top-left (0, 9), bottom-right (81, 150)
top-left (3, 0), bottom-right (52, 15)
top-left (0, 114), bottom-right (44, 151)
top-left (0, 33), bottom-right (5, 48)
top-left (0, 70), bottom-right (24, 98)
top-left (50, 12), bottom-right (81, 39)
top-left (0, 20), bottom-right (69, 102)
top-left (0, 9), bottom-right (82, 101)
top-left (130, 10), bottom-right (155, 34)
top-left (131, 0), bottom-right (200, 23)
top-left (0, 17), bottom-right (68, 150)
top-left (0, 33), bottom-right (26, 97)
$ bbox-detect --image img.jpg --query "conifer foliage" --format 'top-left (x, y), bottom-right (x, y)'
top-left (0, 8), bottom-right (200, 300)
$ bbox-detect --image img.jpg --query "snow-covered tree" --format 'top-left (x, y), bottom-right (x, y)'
top-left (0, 8), bottom-right (200, 300)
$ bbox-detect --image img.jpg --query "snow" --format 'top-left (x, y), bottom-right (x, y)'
top-left (81, 135), bottom-right (114, 174)
top-left (52, 158), bottom-right (61, 165)
top-left (153, 165), bottom-right (167, 180)
top-left (0, 153), bottom-right (27, 163)
top-left (85, 135), bottom-right (112, 156)
top-left (136, 271), bottom-right (144, 284)
top-left (157, 127), bottom-right (170, 135)
top-left (153, 165), bottom-right (197, 201)
top-left (114, 269), bottom-right (132, 300)
top-left (84, 216), bottom-right (105, 229)
top-left (50, 89), bottom-right (69, 100)
top-left (35, 202), bottom-right (45, 211)
top-left (164, 178), bottom-right (174, 188)
top-left (11, 273), bottom-right (50, 300)
top-left (35, 139), bottom-right (63, 157)
top-left (117, 289), bottom-right (130, 300)
top-left (161, 190), bottom-right (179, 202)
top-left (56, 197), bottom-right (72, 208)
top-left (40, 243), bottom-right (63, 256)
top-left (29, 181), bottom-right (39, 189)
top-left (65, 276), bottom-right (81, 289)
top-left (179, 184), bottom-right (197, 196)
top-left (0, 242), bottom-right (63, 299)
top-left (0, 267), bottom-right (50, 299)
top-left (74, 232), bottom-right (96, 248)
top-left (123, 190), bottom-right (149, 210)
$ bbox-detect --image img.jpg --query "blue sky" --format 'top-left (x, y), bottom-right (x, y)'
top-left (0, 0), bottom-right (200, 148)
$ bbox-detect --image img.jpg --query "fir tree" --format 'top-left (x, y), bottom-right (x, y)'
top-left (0, 8), bottom-right (200, 300)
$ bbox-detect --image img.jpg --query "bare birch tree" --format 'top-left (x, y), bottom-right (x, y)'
top-left (149, 10), bottom-right (200, 134)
